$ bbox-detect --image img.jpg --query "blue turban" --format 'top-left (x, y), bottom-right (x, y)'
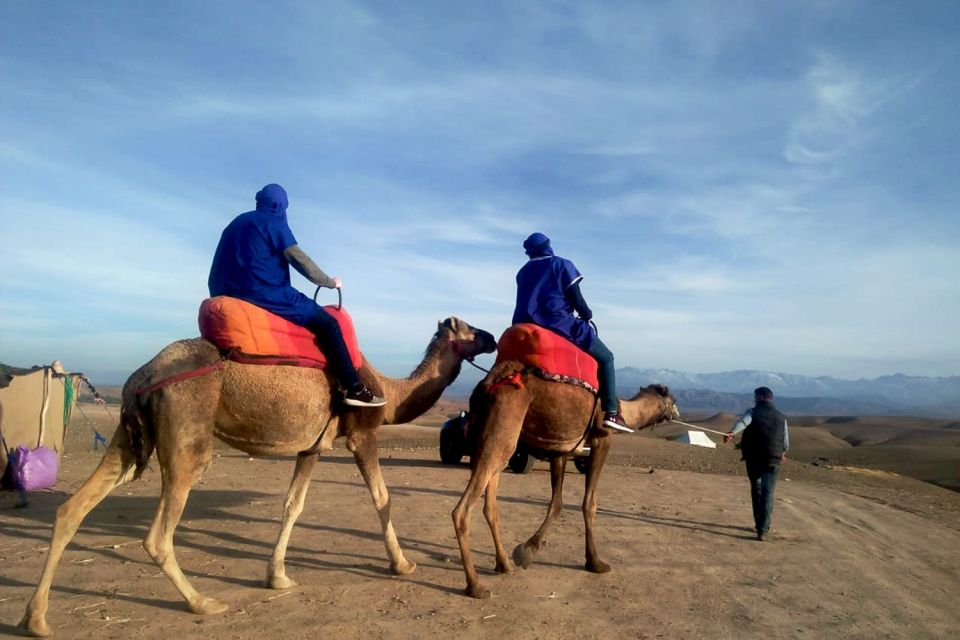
top-left (255, 183), bottom-right (289, 217)
top-left (523, 232), bottom-right (553, 258)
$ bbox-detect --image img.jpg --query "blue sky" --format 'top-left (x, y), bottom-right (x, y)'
top-left (1, 1), bottom-right (957, 382)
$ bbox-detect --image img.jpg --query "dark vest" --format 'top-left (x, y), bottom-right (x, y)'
top-left (740, 402), bottom-right (787, 465)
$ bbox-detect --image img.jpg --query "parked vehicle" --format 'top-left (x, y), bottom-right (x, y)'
top-left (439, 411), bottom-right (589, 474)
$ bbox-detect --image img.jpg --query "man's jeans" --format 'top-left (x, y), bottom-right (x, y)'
top-left (746, 462), bottom-right (780, 534)
top-left (305, 307), bottom-right (360, 391)
top-left (587, 337), bottom-right (617, 413)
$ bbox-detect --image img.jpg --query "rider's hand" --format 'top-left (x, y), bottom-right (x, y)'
top-left (723, 431), bottom-right (734, 444)
top-left (332, 277), bottom-right (342, 289)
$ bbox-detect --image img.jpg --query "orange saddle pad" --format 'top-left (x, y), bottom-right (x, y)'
top-left (495, 323), bottom-right (599, 390)
top-left (198, 296), bottom-right (363, 369)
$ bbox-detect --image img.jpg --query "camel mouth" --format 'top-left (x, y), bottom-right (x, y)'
top-left (475, 329), bottom-right (497, 354)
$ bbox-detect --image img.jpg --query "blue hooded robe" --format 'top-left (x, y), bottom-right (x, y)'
top-left (208, 184), bottom-right (318, 325)
top-left (512, 233), bottom-right (596, 350)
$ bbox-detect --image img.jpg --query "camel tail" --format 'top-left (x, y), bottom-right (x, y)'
top-left (120, 398), bottom-right (156, 480)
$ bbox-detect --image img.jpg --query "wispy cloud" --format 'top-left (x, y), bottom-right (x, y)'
top-left (1, 1), bottom-right (957, 378)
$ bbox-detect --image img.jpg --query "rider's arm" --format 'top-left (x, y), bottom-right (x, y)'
top-left (565, 281), bottom-right (593, 321)
top-left (730, 408), bottom-right (753, 436)
top-left (283, 245), bottom-right (337, 288)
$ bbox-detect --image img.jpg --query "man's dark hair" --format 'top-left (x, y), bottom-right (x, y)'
top-left (754, 386), bottom-right (774, 402)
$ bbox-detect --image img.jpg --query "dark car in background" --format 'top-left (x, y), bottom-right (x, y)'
top-left (439, 411), bottom-right (590, 474)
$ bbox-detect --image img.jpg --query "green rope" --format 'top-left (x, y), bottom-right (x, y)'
top-left (63, 375), bottom-right (75, 426)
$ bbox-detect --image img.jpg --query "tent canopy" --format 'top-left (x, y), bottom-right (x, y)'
top-left (0, 362), bottom-right (79, 478)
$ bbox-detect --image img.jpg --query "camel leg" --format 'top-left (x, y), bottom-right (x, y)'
top-left (347, 430), bottom-right (416, 575)
top-left (20, 434), bottom-right (137, 638)
top-left (452, 398), bottom-right (527, 599)
top-left (582, 435), bottom-right (612, 573)
top-left (483, 472), bottom-right (512, 574)
top-left (266, 452), bottom-right (318, 589)
top-left (142, 429), bottom-right (226, 615)
top-left (513, 455), bottom-right (566, 570)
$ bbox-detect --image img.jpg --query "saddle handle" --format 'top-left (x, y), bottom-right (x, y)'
top-left (313, 285), bottom-right (343, 311)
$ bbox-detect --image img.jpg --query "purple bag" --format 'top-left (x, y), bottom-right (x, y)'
top-left (9, 445), bottom-right (59, 492)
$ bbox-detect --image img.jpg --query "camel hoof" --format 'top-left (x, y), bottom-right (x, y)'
top-left (585, 559), bottom-right (612, 574)
top-left (19, 612), bottom-right (53, 638)
top-left (266, 574), bottom-right (298, 590)
top-left (189, 597), bottom-right (230, 616)
top-left (391, 559), bottom-right (417, 575)
top-left (465, 584), bottom-right (492, 600)
top-left (494, 559), bottom-right (514, 574)
top-left (512, 543), bottom-right (534, 569)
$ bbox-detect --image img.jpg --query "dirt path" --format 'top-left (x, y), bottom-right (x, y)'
top-left (2, 433), bottom-right (959, 639)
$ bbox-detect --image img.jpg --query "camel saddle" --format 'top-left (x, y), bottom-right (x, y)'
top-left (198, 296), bottom-right (363, 369)
top-left (495, 323), bottom-right (599, 391)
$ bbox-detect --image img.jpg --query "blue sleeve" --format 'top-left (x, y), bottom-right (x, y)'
top-left (557, 258), bottom-right (583, 290)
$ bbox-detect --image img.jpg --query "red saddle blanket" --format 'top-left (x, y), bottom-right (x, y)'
top-left (495, 323), bottom-right (599, 389)
top-left (198, 296), bottom-right (363, 369)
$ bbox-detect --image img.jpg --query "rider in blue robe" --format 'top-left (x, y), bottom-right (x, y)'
top-left (513, 232), bottom-right (631, 432)
top-left (208, 184), bottom-right (384, 407)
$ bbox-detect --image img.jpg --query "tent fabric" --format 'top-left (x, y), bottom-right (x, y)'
top-left (0, 364), bottom-right (77, 489)
top-left (0, 363), bottom-right (42, 390)
top-left (495, 323), bottom-right (599, 390)
top-left (198, 296), bottom-right (363, 369)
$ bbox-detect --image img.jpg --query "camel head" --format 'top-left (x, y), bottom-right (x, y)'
top-left (435, 317), bottom-right (497, 361)
top-left (626, 383), bottom-right (680, 428)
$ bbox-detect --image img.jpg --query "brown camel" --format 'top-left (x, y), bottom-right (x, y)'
top-left (263, 318), bottom-right (496, 589)
top-left (21, 317), bottom-right (495, 637)
top-left (452, 360), bottom-right (679, 598)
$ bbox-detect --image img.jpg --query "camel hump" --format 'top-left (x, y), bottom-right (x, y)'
top-left (495, 324), bottom-right (599, 390)
top-left (198, 296), bottom-right (363, 368)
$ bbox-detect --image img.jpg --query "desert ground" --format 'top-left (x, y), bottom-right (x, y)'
top-left (1, 402), bottom-right (959, 639)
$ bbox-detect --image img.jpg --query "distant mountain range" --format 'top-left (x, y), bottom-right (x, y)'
top-left (80, 364), bottom-right (960, 417)
top-left (614, 369), bottom-right (960, 416)
top-left (442, 367), bottom-right (960, 417)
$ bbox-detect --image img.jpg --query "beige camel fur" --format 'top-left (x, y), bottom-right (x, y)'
top-left (452, 360), bottom-right (679, 598)
top-left (263, 318), bottom-right (497, 589)
top-left (21, 317), bottom-right (495, 637)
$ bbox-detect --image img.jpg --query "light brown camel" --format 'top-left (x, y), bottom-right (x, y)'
top-left (21, 317), bottom-right (495, 637)
top-left (263, 318), bottom-right (496, 589)
top-left (452, 360), bottom-right (679, 598)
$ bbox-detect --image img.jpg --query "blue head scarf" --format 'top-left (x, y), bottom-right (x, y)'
top-left (255, 183), bottom-right (289, 219)
top-left (523, 232), bottom-right (553, 258)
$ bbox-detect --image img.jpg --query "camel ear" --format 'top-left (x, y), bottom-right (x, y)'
top-left (442, 317), bottom-right (457, 331)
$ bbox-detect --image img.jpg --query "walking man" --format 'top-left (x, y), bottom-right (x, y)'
top-left (724, 386), bottom-right (789, 540)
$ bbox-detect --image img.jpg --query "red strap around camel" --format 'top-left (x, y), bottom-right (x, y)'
top-left (198, 296), bottom-right (364, 369)
top-left (495, 323), bottom-right (599, 390)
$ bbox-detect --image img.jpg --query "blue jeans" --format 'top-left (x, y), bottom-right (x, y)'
top-left (746, 462), bottom-right (779, 534)
top-left (587, 337), bottom-right (617, 413)
top-left (305, 307), bottom-right (360, 391)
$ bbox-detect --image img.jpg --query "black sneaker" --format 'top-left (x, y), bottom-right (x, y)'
top-left (344, 384), bottom-right (387, 407)
top-left (602, 412), bottom-right (633, 433)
